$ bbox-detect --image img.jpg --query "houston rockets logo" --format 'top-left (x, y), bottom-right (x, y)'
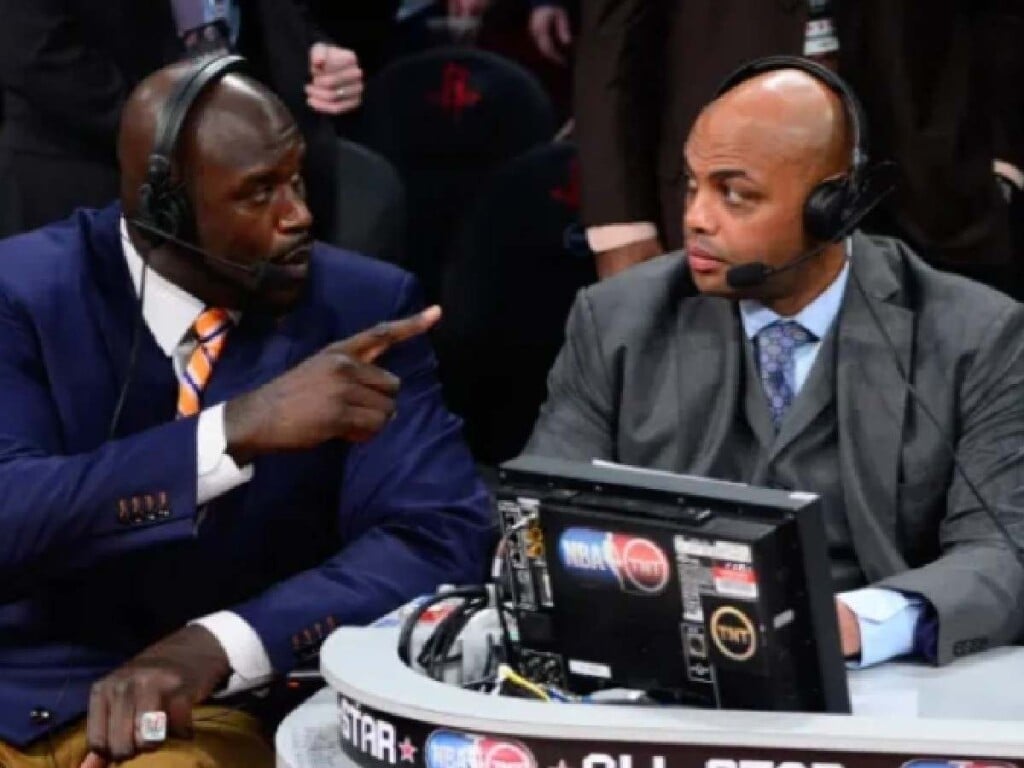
top-left (427, 63), bottom-right (482, 121)
top-left (550, 158), bottom-right (581, 210)
top-left (558, 527), bottom-right (670, 595)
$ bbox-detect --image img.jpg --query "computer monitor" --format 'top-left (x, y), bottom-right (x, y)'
top-left (497, 456), bottom-right (851, 714)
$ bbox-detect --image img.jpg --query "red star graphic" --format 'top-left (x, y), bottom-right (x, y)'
top-left (399, 736), bottom-right (419, 763)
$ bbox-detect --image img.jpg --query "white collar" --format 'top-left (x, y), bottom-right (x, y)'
top-left (738, 238), bottom-right (852, 341)
top-left (119, 217), bottom-right (239, 356)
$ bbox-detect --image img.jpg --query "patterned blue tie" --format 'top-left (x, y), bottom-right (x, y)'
top-left (756, 320), bottom-right (816, 430)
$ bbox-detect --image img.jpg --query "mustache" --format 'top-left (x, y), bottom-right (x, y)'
top-left (271, 235), bottom-right (314, 263)
top-left (686, 240), bottom-right (726, 261)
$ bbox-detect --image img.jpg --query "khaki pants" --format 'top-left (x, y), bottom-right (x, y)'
top-left (0, 707), bottom-right (274, 768)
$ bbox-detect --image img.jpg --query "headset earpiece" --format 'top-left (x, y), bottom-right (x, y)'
top-left (804, 175), bottom-right (853, 243)
top-left (135, 54), bottom-right (246, 246)
top-left (714, 55), bottom-right (872, 244)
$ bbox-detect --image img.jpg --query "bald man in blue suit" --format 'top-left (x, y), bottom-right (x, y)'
top-left (0, 58), bottom-right (492, 768)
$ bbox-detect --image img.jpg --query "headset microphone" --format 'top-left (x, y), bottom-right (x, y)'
top-left (129, 217), bottom-right (256, 276)
top-left (713, 54), bottom-right (893, 292)
top-left (725, 240), bottom-right (834, 289)
top-left (127, 216), bottom-right (299, 290)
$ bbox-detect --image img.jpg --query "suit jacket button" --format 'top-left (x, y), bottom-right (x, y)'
top-left (30, 706), bottom-right (52, 725)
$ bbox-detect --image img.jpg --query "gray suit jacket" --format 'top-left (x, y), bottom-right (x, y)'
top-left (527, 232), bottom-right (1024, 665)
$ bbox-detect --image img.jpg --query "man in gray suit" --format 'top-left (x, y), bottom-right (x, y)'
top-left (526, 60), bottom-right (1024, 667)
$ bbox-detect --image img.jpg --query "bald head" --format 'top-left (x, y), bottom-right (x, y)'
top-left (694, 68), bottom-right (852, 181)
top-left (117, 60), bottom-right (297, 217)
top-left (681, 66), bottom-right (859, 311)
top-left (115, 59), bottom-right (313, 315)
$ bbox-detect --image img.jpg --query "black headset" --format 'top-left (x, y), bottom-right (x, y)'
top-left (714, 55), bottom-right (871, 244)
top-left (136, 53), bottom-right (248, 243)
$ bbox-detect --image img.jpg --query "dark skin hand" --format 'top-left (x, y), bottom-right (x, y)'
top-left (225, 306), bottom-right (442, 464)
top-left (81, 626), bottom-right (229, 768)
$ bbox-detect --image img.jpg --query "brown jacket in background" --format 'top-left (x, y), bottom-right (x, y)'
top-left (574, 0), bottom-right (1024, 284)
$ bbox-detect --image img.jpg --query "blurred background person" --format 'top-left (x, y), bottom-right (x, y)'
top-left (528, 0), bottom-right (574, 67)
top-left (0, 0), bottom-right (367, 240)
top-left (573, 0), bottom-right (1024, 298)
top-left (442, 0), bottom-right (577, 120)
top-left (308, 0), bottom-right (400, 77)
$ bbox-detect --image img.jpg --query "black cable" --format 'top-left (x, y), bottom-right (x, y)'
top-left (492, 517), bottom-right (537, 670)
top-left (421, 593), bottom-right (487, 679)
top-left (494, 594), bottom-right (516, 669)
top-left (397, 587), bottom-right (488, 667)
top-left (850, 267), bottom-right (1024, 573)
top-left (419, 603), bottom-right (463, 676)
top-left (420, 594), bottom-right (488, 680)
top-left (107, 254), bottom-right (151, 439)
top-left (461, 675), bottom-right (498, 691)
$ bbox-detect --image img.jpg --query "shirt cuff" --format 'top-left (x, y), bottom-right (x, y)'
top-left (190, 611), bottom-right (275, 695)
top-left (994, 159), bottom-right (1024, 190)
top-left (586, 222), bottom-right (658, 253)
top-left (838, 588), bottom-right (923, 669)
top-left (196, 403), bottom-right (254, 506)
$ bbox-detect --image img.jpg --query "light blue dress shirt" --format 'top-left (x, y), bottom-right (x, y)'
top-left (737, 244), bottom-right (923, 668)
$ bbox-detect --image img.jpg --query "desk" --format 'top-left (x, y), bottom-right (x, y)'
top-left (276, 627), bottom-right (1024, 768)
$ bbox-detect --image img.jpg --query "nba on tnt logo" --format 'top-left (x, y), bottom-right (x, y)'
top-left (709, 605), bottom-right (758, 661)
top-left (558, 528), bottom-right (671, 596)
top-left (424, 730), bottom-right (536, 768)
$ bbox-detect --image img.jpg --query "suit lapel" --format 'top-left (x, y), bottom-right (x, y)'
top-left (741, 338), bottom-right (776, 452)
top-left (673, 295), bottom-right (745, 475)
top-left (84, 205), bottom-right (178, 436)
top-left (836, 233), bottom-right (912, 580)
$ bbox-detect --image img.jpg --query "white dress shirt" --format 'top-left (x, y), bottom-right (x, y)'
top-left (120, 218), bottom-right (275, 693)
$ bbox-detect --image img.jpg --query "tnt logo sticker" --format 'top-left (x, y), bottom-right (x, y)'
top-left (558, 527), bottom-right (670, 595)
top-left (709, 605), bottom-right (758, 662)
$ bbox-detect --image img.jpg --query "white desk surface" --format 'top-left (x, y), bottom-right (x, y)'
top-left (276, 627), bottom-right (1024, 768)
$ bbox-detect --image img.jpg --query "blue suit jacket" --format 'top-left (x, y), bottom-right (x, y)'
top-left (0, 204), bottom-right (493, 746)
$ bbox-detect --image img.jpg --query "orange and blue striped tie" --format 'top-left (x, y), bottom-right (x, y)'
top-left (177, 308), bottom-right (232, 418)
